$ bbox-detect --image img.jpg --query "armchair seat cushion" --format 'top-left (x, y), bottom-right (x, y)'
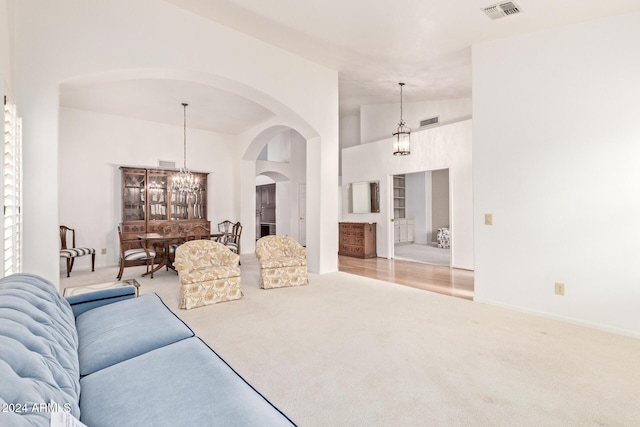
top-left (60, 247), bottom-right (95, 258)
top-left (259, 256), bottom-right (306, 269)
top-left (123, 248), bottom-right (155, 261)
top-left (180, 266), bottom-right (241, 284)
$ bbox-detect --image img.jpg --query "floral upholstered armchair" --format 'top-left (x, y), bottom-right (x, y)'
top-left (174, 240), bottom-right (242, 309)
top-left (255, 235), bottom-right (308, 289)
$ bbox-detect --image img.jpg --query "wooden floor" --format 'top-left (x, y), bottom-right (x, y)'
top-left (338, 255), bottom-right (474, 300)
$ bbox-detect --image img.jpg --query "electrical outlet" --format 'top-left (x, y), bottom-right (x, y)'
top-left (101, 248), bottom-right (107, 255)
top-left (554, 282), bottom-right (565, 296)
top-left (484, 214), bottom-right (493, 225)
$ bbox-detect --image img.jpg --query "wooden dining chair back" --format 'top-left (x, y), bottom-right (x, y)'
top-left (117, 225), bottom-right (156, 280)
top-left (59, 225), bottom-right (95, 277)
top-left (225, 222), bottom-right (242, 257)
top-left (217, 220), bottom-right (234, 244)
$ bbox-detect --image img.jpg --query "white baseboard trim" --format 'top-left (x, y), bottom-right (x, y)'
top-left (473, 297), bottom-right (640, 339)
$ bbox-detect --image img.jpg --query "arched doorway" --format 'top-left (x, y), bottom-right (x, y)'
top-left (251, 128), bottom-right (307, 246)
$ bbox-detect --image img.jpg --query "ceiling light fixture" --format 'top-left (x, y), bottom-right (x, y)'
top-left (173, 102), bottom-right (199, 194)
top-left (393, 82), bottom-right (411, 156)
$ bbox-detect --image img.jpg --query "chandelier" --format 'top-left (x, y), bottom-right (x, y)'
top-left (173, 102), bottom-right (199, 194)
top-left (393, 82), bottom-right (411, 156)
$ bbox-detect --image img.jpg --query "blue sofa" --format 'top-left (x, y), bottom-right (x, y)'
top-left (0, 274), bottom-right (295, 426)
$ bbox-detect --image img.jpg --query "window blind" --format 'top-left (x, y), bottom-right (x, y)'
top-left (3, 96), bottom-right (23, 275)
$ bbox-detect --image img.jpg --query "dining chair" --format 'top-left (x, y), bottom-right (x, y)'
top-left (59, 225), bottom-right (95, 277)
top-left (117, 226), bottom-right (156, 280)
top-left (217, 220), bottom-right (241, 264)
top-left (225, 222), bottom-right (242, 263)
top-left (217, 220), bottom-right (234, 244)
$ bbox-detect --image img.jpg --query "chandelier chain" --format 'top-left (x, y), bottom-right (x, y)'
top-left (173, 102), bottom-right (199, 194)
top-left (182, 102), bottom-right (188, 170)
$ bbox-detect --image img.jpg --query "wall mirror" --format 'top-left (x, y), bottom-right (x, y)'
top-left (347, 181), bottom-right (380, 213)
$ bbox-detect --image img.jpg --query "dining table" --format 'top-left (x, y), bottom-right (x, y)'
top-left (136, 231), bottom-right (231, 276)
top-left (136, 232), bottom-right (184, 276)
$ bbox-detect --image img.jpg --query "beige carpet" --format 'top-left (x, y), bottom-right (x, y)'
top-left (61, 258), bottom-right (640, 426)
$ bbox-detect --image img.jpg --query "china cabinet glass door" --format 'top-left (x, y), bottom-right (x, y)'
top-left (123, 171), bottom-right (145, 221)
top-left (170, 187), bottom-right (189, 220)
top-left (147, 173), bottom-right (168, 221)
top-left (191, 179), bottom-right (207, 220)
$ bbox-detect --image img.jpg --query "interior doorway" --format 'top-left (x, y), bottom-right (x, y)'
top-left (256, 183), bottom-right (276, 238)
top-left (391, 169), bottom-right (450, 266)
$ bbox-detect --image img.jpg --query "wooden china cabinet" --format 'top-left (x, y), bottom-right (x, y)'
top-left (120, 166), bottom-right (210, 239)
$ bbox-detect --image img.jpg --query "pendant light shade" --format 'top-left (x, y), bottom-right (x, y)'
top-left (393, 83), bottom-right (411, 156)
top-left (173, 103), bottom-right (199, 194)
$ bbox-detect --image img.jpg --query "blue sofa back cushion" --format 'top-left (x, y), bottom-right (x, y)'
top-left (76, 293), bottom-right (195, 376)
top-left (0, 274), bottom-right (81, 426)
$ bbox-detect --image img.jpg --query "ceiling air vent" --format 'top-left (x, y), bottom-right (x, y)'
top-left (158, 160), bottom-right (176, 168)
top-left (482, 2), bottom-right (522, 20)
top-left (420, 116), bottom-right (439, 127)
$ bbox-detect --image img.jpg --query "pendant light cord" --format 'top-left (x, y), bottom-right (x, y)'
top-left (399, 82), bottom-right (405, 124)
top-left (182, 102), bottom-right (188, 170)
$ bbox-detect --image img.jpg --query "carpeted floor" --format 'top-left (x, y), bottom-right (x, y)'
top-left (61, 257), bottom-right (640, 426)
top-left (393, 243), bottom-right (450, 266)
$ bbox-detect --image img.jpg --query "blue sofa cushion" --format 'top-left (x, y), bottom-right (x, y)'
top-left (66, 285), bottom-right (137, 317)
top-left (79, 337), bottom-right (295, 427)
top-left (0, 274), bottom-right (81, 426)
top-left (76, 293), bottom-right (194, 376)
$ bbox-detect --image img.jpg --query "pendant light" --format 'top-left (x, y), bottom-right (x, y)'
top-left (393, 82), bottom-right (411, 156)
top-left (173, 103), bottom-right (199, 194)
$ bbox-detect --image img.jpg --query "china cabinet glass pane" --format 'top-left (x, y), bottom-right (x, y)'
top-left (191, 181), bottom-right (207, 220)
top-left (170, 188), bottom-right (189, 220)
top-left (148, 175), bottom-right (168, 220)
top-left (123, 174), bottom-right (145, 221)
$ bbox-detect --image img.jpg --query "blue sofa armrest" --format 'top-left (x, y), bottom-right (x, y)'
top-left (65, 286), bottom-right (137, 317)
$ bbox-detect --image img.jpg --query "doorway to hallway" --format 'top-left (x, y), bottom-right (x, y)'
top-left (392, 169), bottom-right (451, 266)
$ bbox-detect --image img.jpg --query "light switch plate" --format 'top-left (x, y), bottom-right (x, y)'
top-left (484, 214), bottom-right (493, 225)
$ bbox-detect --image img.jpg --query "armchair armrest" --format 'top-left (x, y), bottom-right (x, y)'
top-left (65, 286), bottom-right (137, 317)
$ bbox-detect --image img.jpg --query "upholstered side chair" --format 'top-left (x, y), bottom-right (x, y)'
top-left (59, 225), bottom-right (95, 277)
top-left (255, 235), bottom-right (308, 289)
top-left (174, 240), bottom-right (242, 310)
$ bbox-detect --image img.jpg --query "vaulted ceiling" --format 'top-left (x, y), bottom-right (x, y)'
top-left (61, 0), bottom-right (640, 132)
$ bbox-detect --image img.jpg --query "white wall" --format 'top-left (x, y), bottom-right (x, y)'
top-left (58, 107), bottom-right (236, 269)
top-left (0, 0), bottom-right (12, 90)
top-left (360, 98), bottom-right (471, 144)
top-left (405, 172), bottom-right (428, 244)
top-left (432, 169), bottom-right (450, 241)
top-left (342, 119), bottom-right (473, 269)
top-left (473, 11), bottom-right (640, 337)
top-left (339, 114), bottom-right (361, 176)
top-left (14, 0), bottom-right (339, 283)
